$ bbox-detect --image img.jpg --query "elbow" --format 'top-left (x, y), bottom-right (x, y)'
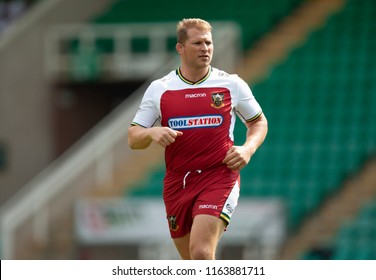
top-left (127, 125), bottom-right (152, 150)
top-left (261, 113), bottom-right (268, 136)
top-left (128, 137), bottom-right (144, 150)
top-left (128, 127), bottom-right (147, 150)
top-left (128, 138), bottom-right (137, 150)
top-left (128, 139), bottom-right (148, 150)
top-left (263, 114), bottom-right (268, 130)
top-left (252, 113), bottom-right (268, 139)
top-left (127, 127), bottom-right (138, 150)
top-left (128, 134), bottom-right (141, 150)
top-left (259, 112), bottom-right (268, 127)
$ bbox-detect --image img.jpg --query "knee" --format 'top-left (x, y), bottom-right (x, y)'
top-left (190, 244), bottom-right (215, 260)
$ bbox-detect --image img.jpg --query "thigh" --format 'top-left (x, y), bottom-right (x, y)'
top-left (190, 214), bottom-right (226, 259)
top-left (173, 233), bottom-right (191, 260)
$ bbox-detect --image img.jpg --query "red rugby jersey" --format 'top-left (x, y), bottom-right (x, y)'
top-left (132, 67), bottom-right (262, 172)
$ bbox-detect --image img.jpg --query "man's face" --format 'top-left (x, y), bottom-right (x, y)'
top-left (178, 28), bottom-right (213, 69)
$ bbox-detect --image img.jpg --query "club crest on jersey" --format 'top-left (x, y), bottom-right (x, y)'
top-left (211, 92), bottom-right (225, 108)
top-left (168, 215), bottom-right (179, 232)
top-left (168, 115), bottom-right (223, 130)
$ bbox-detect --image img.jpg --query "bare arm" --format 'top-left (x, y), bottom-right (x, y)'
top-left (223, 113), bottom-right (268, 170)
top-left (128, 125), bottom-right (183, 149)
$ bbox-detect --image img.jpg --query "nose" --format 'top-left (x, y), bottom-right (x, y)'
top-left (201, 43), bottom-right (209, 51)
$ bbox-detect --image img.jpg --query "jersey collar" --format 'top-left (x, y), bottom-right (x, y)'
top-left (176, 66), bottom-right (212, 85)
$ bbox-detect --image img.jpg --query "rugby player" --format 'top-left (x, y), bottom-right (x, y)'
top-left (128, 18), bottom-right (268, 260)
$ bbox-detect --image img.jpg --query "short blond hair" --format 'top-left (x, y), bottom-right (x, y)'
top-left (176, 18), bottom-right (212, 44)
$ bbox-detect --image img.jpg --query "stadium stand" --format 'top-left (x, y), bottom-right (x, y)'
top-left (331, 198), bottom-right (376, 259)
top-left (92, 0), bottom-right (303, 50)
top-left (63, 0), bottom-right (304, 82)
top-left (291, 158), bottom-right (376, 260)
top-left (280, 0), bottom-right (376, 259)
top-left (302, 195), bottom-right (376, 260)
top-left (242, 0), bottom-right (376, 226)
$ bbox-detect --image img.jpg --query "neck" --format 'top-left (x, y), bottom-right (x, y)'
top-left (179, 66), bottom-right (210, 83)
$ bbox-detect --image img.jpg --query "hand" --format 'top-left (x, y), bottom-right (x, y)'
top-left (150, 127), bottom-right (183, 148)
top-left (222, 145), bottom-right (252, 171)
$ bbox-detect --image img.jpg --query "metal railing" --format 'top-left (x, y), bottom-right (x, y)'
top-left (44, 22), bottom-right (241, 82)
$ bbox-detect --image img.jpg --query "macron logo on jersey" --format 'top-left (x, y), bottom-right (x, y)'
top-left (185, 93), bottom-right (207, 98)
top-left (168, 115), bottom-right (223, 130)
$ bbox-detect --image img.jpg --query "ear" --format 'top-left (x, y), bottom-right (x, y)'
top-left (176, 43), bottom-right (183, 55)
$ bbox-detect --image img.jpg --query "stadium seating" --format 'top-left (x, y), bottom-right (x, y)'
top-left (93, 0), bottom-right (303, 49)
top-left (237, 0), bottom-right (376, 229)
top-left (126, 0), bottom-right (376, 233)
top-left (129, 165), bottom-right (165, 197)
top-left (331, 198), bottom-right (376, 259)
top-left (67, 0), bottom-right (304, 81)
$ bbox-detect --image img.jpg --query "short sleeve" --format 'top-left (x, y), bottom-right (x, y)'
top-left (234, 77), bottom-right (262, 123)
top-left (131, 83), bottom-right (160, 128)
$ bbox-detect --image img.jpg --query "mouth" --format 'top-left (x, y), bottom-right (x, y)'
top-left (199, 55), bottom-right (210, 60)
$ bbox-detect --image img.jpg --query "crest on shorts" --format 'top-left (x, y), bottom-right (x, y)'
top-left (211, 92), bottom-right (225, 108)
top-left (168, 215), bottom-right (179, 231)
top-left (226, 203), bottom-right (234, 214)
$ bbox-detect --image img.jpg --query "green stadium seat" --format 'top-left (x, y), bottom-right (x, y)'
top-left (332, 197), bottom-right (376, 260)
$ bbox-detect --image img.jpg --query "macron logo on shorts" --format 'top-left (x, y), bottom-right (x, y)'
top-left (168, 115), bottom-right (223, 130)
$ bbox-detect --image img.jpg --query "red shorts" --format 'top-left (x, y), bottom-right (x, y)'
top-left (163, 165), bottom-right (240, 239)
